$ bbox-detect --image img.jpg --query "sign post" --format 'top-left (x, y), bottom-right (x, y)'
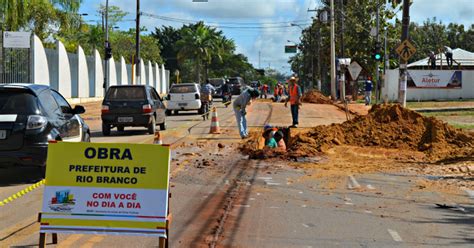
top-left (285, 45), bottom-right (297, 53)
top-left (3, 31), bottom-right (31, 48)
top-left (39, 142), bottom-right (171, 247)
top-left (347, 61), bottom-right (362, 102)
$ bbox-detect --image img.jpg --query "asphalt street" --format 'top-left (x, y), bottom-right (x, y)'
top-left (1, 100), bottom-right (473, 247)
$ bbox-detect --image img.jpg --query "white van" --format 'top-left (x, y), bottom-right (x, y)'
top-left (166, 83), bottom-right (202, 115)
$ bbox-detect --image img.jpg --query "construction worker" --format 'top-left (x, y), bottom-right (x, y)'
top-left (233, 88), bottom-right (260, 139)
top-left (365, 76), bottom-right (373, 106)
top-left (284, 77), bottom-right (302, 128)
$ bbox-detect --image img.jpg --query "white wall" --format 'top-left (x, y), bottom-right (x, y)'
top-left (77, 46), bottom-right (89, 98)
top-left (120, 57), bottom-right (128, 85)
top-left (147, 61), bottom-right (153, 86)
top-left (109, 57), bottom-right (117, 86)
top-left (94, 50), bottom-right (104, 97)
top-left (31, 35), bottom-right (50, 86)
top-left (140, 60), bottom-right (146, 85)
top-left (154, 63), bottom-right (160, 90)
top-left (57, 41), bottom-right (71, 98)
top-left (383, 69), bottom-right (474, 101)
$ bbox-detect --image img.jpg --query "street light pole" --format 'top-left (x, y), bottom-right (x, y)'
top-left (103, 0), bottom-right (109, 95)
top-left (135, 0), bottom-right (141, 85)
top-left (398, 0), bottom-right (410, 106)
top-left (330, 0), bottom-right (336, 100)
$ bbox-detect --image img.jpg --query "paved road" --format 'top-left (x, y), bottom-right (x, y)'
top-left (1, 100), bottom-right (472, 247)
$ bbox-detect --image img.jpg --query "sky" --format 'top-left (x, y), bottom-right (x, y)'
top-left (79, 0), bottom-right (474, 75)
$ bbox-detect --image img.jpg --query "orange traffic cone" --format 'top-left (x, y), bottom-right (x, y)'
top-left (154, 131), bottom-right (163, 145)
top-left (209, 107), bottom-right (221, 134)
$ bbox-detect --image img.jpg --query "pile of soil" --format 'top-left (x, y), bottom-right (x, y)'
top-left (301, 90), bottom-right (333, 104)
top-left (288, 104), bottom-right (473, 161)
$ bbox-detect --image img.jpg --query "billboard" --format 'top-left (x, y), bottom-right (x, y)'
top-left (407, 70), bottom-right (462, 88)
top-left (40, 142), bottom-right (170, 237)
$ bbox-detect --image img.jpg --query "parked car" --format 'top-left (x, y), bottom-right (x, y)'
top-left (0, 84), bottom-right (90, 168)
top-left (101, 85), bottom-right (166, 136)
top-left (250, 81), bottom-right (261, 90)
top-left (228, 77), bottom-right (245, 95)
top-left (208, 78), bottom-right (225, 98)
top-left (166, 83), bottom-right (202, 115)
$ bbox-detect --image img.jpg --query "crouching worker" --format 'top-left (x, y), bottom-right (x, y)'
top-left (233, 88), bottom-right (260, 139)
top-left (262, 126), bottom-right (286, 151)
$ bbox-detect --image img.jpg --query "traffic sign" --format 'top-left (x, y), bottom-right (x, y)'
top-left (285, 45), bottom-right (297, 53)
top-left (348, 61), bottom-right (362, 81)
top-left (396, 39), bottom-right (416, 61)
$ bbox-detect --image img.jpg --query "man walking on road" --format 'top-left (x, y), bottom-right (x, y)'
top-left (284, 77), bottom-right (302, 128)
top-left (233, 88), bottom-right (259, 139)
top-left (365, 76), bottom-right (373, 106)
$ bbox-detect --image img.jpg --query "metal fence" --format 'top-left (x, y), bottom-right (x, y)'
top-left (0, 31), bottom-right (31, 84)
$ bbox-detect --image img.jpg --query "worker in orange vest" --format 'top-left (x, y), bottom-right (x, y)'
top-left (284, 76), bottom-right (302, 128)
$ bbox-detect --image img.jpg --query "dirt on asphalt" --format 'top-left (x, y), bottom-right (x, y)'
top-left (301, 90), bottom-right (333, 104)
top-left (288, 104), bottom-right (473, 162)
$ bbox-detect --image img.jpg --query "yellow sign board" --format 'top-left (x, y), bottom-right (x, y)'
top-left (396, 39), bottom-right (416, 61)
top-left (40, 142), bottom-right (170, 237)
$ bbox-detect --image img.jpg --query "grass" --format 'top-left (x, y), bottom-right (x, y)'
top-left (422, 111), bottom-right (474, 117)
top-left (451, 123), bottom-right (474, 130)
top-left (406, 101), bottom-right (474, 109)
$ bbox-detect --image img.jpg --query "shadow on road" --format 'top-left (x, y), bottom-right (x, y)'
top-left (0, 167), bottom-right (43, 186)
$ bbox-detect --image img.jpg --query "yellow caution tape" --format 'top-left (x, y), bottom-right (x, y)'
top-left (0, 179), bottom-right (45, 207)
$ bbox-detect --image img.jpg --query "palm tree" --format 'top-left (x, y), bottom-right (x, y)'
top-left (177, 22), bottom-right (219, 83)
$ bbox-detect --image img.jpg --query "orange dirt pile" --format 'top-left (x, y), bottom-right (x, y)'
top-left (301, 90), bottom-right (332, 104)
top-left (288, 104), bottom-right (474, 161)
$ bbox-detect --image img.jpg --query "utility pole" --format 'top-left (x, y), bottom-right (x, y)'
top-left (398, 0), bottom-right (410, 106)
top-left (103, 0), bottom-right (109, 95)
top-left (375, 0), bottom-right (380, 103)
top-left (330, 0), bottom-right (336, 100)
top-left (135, 0), bottom-right (141, 85)
top-left (258, 51), bottom-right (261, 69)
top-left (339, 0), bottom-right (345, 100)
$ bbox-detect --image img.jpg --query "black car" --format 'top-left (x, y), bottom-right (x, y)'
top-left (101, 85), bottom-right (166, 136)
top-left (228, 77), bottom-right (245, 95)
top-left (0, 84), bottom-right (90, 168)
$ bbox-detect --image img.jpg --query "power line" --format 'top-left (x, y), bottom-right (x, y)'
top-left (141, 12), bottom-right (311, 29)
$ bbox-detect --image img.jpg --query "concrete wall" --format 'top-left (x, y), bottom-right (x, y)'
top-left (31, 35), bottom-right (50, 86)
top-left (109, 57), bottom-right (117, 87)
top-left (94, 50), bottom-right (104, 97)
top-left (29, 36), bottom-right (167, 98)
top-left (154, 63), bottom-right (160, 90)
top-left (383, 69), bottom-right (474, 101)
top-left (165, 70), bottom-right (170, 94)
top-left (77, 46), bottom-right (89, 98)
top-left (57, 41), bottom-right (72, 98)
top-left (160, 64), bottom-right (166, 94)
top-left (120, 57), bottom-right (128, 85)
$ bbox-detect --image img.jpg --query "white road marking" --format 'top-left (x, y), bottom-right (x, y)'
top-left (302, 223), bottom-right (310, 228)
top-left (265, 182), bottom-right (281, 186)
top-left (388, 229), bottom-right (403, 242)
top-left (234, 204), bottom-right (250, 208)
top-left (345, 202), bottom-right (354, 205)
top-left (299, 191), bottom-right (303, 194)
top-left (268, 206), bottom-right (280, 209)
top-left (464, 189), bottom-right (474, 200)
top-left (367, 184), bottom-right (375, 190)
top-left (301, 205), bottom-right (307, 208)
top-left (258, 177), bottom-right (273, 180)
top-left (249, 198), bottom-right (255, 201)
top-left (347, 175), bottom-right (361, 189)
top-left (365, 210), bottom-right (372, 214)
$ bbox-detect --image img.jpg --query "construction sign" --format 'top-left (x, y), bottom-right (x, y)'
top-left (40, 142), bottom-right (170, 237)
top-left (396, 39), bottom-right (416, 62)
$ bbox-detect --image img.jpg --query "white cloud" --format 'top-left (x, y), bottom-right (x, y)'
top-left (398, 0), bottom-right (474, 27)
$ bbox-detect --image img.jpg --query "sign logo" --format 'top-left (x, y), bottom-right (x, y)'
top-left (48, 190), bottom-right (76, 212)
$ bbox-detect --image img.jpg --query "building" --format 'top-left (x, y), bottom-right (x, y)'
top-left (382, 48), bottom-right (474, 101)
